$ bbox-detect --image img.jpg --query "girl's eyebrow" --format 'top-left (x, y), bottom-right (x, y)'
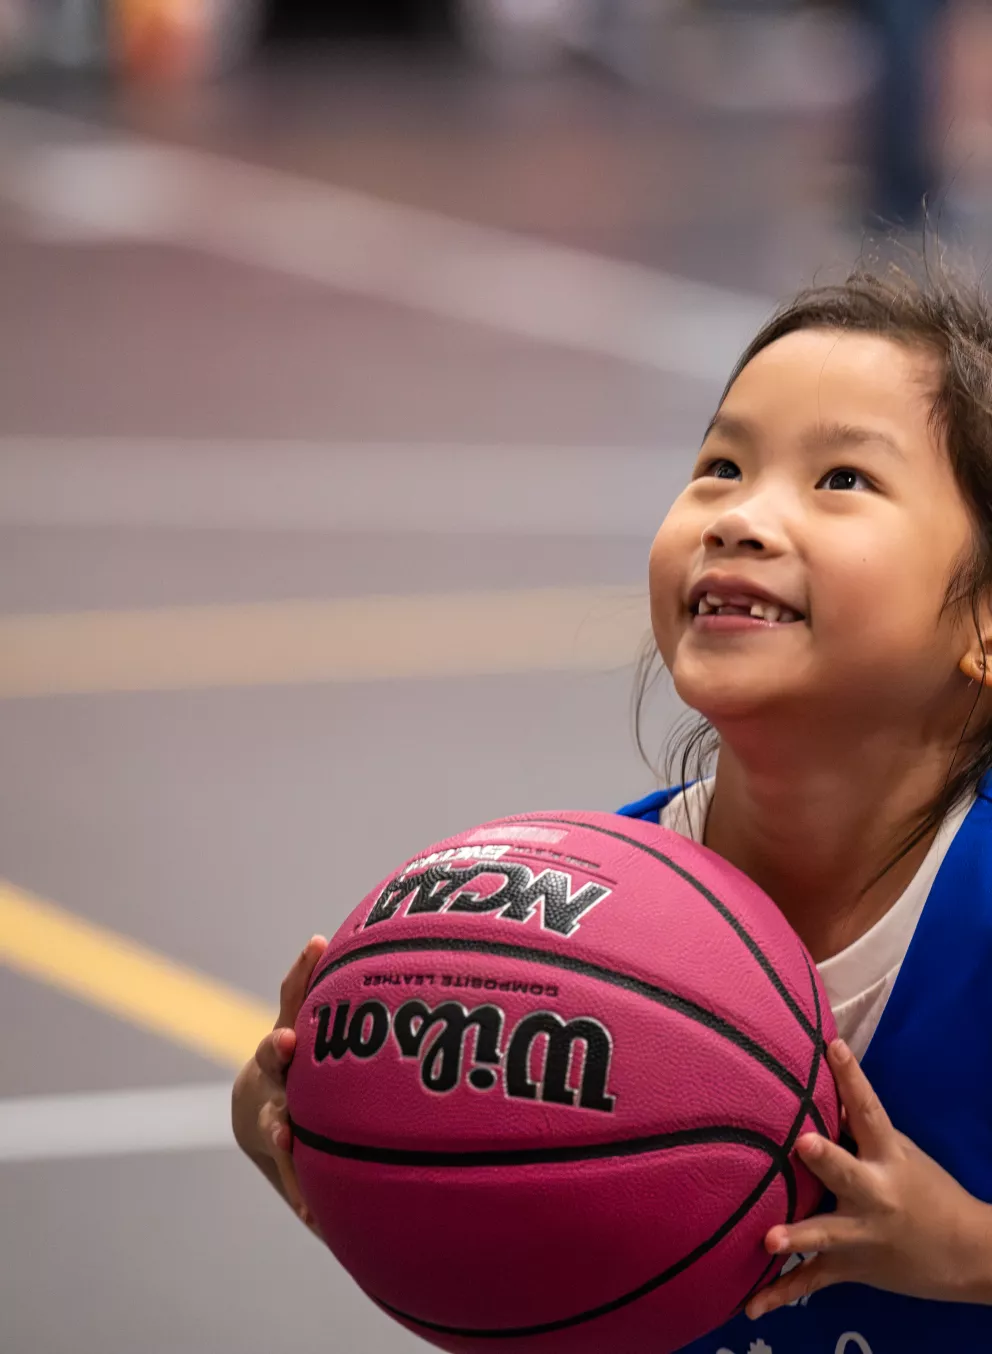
top-left (702, 412), bottom-right (907, 463)
top-left (701, 412), bottom-right (753, 445)
top-left (800, 420), bottom-right (908, 462)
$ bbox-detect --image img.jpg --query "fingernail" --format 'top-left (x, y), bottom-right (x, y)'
top-left (799, 1133), bottom-right (822, 1157)
top-left (831, 1039), bottom-right (851, 1063)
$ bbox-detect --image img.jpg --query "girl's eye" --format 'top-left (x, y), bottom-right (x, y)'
top-left (817, 467), bottom-right (874, 492)
top-left (696, 458), bottom-right (741, 480)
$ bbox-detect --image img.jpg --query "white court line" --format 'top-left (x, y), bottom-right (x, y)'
top-left (0, 1084), bottom-right (235, 1163)
top-left (0, 100), bottom-right (774, 383)
top-left (0, 437), bottom-right (689, 535)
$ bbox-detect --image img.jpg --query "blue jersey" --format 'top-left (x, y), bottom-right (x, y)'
top-left (617, 779), bottom-right (992, 1354)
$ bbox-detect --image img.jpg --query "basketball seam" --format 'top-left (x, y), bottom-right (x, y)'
top-left (288, 1121), bottom-right (790, 1169)
top-left (801, 948), bottom-right (830, 1138)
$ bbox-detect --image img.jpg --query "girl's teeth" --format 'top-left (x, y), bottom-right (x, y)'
top-left (694, 594), bottom-right (802, 622)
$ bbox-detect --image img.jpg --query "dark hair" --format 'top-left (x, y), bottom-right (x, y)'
top-left (634, 255), bottom-right (992, 894)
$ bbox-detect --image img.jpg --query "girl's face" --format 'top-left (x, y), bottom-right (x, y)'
top-left (650, 329), bottom-right (978, 732)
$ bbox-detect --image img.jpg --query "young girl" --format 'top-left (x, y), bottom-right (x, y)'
top-left (232, 262), bottom-right (992, 1353)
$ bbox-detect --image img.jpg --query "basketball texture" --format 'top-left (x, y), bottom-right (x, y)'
top-left (287, 811), bottom-right (840, 1352)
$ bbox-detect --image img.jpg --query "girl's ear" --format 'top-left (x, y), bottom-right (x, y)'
top-left (959, 604), bottom-right (992, 688)
top-left (960, 652), bottom-right (991, 686)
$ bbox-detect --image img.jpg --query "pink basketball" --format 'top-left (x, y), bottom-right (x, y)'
top-left (287, 811), bottom-right (840, 1352)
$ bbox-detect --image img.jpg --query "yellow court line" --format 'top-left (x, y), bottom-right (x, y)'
top-left (0, 881), bottom-right (274, 1069)
top-left (0, 586), bottom-right (647, 699)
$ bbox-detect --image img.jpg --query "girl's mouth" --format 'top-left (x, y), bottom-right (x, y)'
top-left (689, 591), bottom-right (807, 628)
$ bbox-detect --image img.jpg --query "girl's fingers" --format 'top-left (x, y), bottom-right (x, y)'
top-left (255, 1027), bottom-right (295, 1082)
top-left (245, 936), bottom-right (328, 1237)
top-left (257, 1100), bottom-right (307, 1217)
top-left (794, 1132), bottom-right (875, 1206)
top-left (277, 935), bottom-right (329, 1028)
top-left (747, 1254), bottom-right (835, 1320)
top-left (828, 1041), bottom-right (893, 1157)
top-left (267, 1116), bottom-right (313, 1228)
top-left (764, 1211), bottom-right (867, 1258)
top-left (256, 1098), bottom-right (286, 1149)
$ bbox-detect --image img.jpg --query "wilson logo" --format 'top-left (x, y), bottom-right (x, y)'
top-left (314, 998), bottom-right (616, 1113)
top-left (363, 857), bottom-right (610, 938)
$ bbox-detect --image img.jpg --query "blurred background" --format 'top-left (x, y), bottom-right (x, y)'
top-left (1, 3), bottom-right (991, 1353)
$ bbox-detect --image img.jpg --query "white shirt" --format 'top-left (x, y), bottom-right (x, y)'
top-left (659, 779), bottom-right (975, 1060)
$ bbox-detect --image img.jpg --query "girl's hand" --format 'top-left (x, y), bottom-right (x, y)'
top-left (747, 1040), bottom-right (992, 1318)
top-left (232, 935), bottom-right (327, 1236)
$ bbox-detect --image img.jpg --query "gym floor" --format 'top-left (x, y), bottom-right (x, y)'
top-left (0, 24), bottom-right (861, 1354)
